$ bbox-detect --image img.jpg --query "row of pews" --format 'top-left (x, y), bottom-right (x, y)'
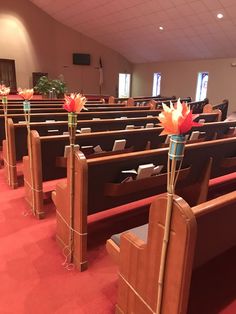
top-left (1, 95), bottom-right (235, 313)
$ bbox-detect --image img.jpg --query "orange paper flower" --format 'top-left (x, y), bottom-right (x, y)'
top-left (18, 88), bottom-right (34, 100)
top-left (0, 84), bottom-right (10, 96)
top-left (63, 93), bottom-right (86, 113)
top-left (159, 99), bottom-right (200, 135)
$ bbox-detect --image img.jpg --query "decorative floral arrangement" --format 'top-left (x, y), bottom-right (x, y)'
top-left (18, 88), bottom-right (34, 101)
top-left (63, 93), bottom-right (87, 113)
top-left (18, 88), bottom-right (34, 113)
top-left (159, 99), bottom-right (200, 135)
top-left (0, 84), bottom-right (10, 97)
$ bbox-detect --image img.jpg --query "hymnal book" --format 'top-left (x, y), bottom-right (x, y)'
top-left (146, 123), bottom-right (154, 128)
top-left (153, 165), bottom-right (164, 175)
top-left (80, 128), bottom-right (91, 133)
top-left (147, 115), bottom-right (153, 118)
top-left (120, 116), bottom-right (128, 119)
top-left (136, 163), bottom-right (155, 180)
top-left (94, 145), bottom-right (103, 153)
top-left (189, 131), bottom-right (200, 140)
top-left (47, 129), bottom-right (59, 133)
top-left (18, 121), bottom-right (25, 124)
top-left (119, 169), bottom-right (137, 183)
top-left (64, 144), bottom-right (80, 158)
top-left (125, 125), bottom-right (135, 130)
top-left (165, 134), bottom-right (171, 144)
top-left (92, 118), bottom-right (101, 120)
top-left (45, 120), bottom-right (55, 123)
top-left (198, 119), bottom-right (205, 123)
top-left (112, 139), bottom-right (126, 151)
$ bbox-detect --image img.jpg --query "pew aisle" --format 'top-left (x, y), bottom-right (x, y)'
top-left (0, 162), bottom-right (236, 313)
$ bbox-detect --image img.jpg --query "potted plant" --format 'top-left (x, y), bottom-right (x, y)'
top-left (34, 76), bottom-right (67, 98)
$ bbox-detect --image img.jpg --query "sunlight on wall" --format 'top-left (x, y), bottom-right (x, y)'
top-left (0, 14), bottom-right (39, 87)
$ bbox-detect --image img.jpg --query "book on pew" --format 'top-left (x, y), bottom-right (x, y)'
top-left (119, 169), bottom-right (137, 183)
top-left (18, 121), bottom-right (25, 124)
top-left (94, 145), bottom-right (103, 153)
top-left (147, 115), bottom-right (153, 117)
top-left (80, 128), bottom-right (91, 133)
top-left (198, 119), bottom-right (205, 123)
top-left (136, 163), bottom-right (155, 180)
top-left (165, 134), bottom-right (171, 144)
top-left (64, 144), bottom-right (80, 158)
top-left (92, 118), bottom-right (100, 120)
top-left (46, 120), bottom-right (56, 123)
top-left (47, 129), bottom-right (59, 133)
top-left (189, 131), bottom-right (200, 140)
top-left (125, 125), bottom-right (135, 130)
top-left (146, 123), bottom-right (154, 128)
top-left (80, 145), bottom-right (94, 155)
top-left (112, 139), bottom-right (126, 151)
top-left (153, 165), bottom-right (164, 175)
top-left (229, 127), bottom-right (236, 135)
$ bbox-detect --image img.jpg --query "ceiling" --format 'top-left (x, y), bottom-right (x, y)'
top-left (29, 0), bottom-right (236, 63)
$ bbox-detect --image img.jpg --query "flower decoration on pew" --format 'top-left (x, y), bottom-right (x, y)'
top-left (18, 88), bottom-right (34, 113)
top-left (159, 99), bottom-right (200, 136)
top-left (156, 99), bottom-right (202, 314)
top-left (63, 92), bottom-right (87, 269)
top-left (0, 84), bottom-right (10, 111)
top-left (63, 93), bottom-right (86, 113)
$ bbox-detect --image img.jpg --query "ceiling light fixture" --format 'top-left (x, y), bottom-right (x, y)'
top-left (159, 26), bottom-right (164, 31)
top-left (217, 13), bottom-right (224, 19)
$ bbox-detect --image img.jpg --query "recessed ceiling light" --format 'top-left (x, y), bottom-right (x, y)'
top-left (159, 26), bottom-right (164, 31)
top-left (217, 13), bottom-right (224, 19)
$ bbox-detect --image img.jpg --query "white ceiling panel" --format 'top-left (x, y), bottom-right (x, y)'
top-left (29, 0), bottom-right (236, 63)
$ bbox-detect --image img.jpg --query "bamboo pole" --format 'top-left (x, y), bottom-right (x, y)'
top-left (23, 100), bottom-right (36, 216)
top-left (2, 96), bottom-right (11, 186)
top-left (156, 135), bottom-right (185, 314)
top-left (68, 112), bottom-right (77, 263)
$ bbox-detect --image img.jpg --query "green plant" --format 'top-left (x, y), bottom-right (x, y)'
top-left (34, 76), bottom-right (67, 97)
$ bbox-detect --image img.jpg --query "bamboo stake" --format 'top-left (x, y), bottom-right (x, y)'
top-left (68, 112), bottom-right (77, 263)
top-left (2, 96), bottom-right (11, 186)
top-left (24, 100), bottom-right (36, 216)
top-left (156, 135), bottom-right (185, 314)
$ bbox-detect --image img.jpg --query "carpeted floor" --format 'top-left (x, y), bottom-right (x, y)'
top-left (0, 166), bottom-right (236, 314)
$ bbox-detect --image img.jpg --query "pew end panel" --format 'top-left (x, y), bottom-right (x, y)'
top-left (54, 151), bottom-right (88, 271)
top-left (23, 130), bottom-right (44, 219)
top-left (2, 118), bottom-right (18, 188)
top-left (108, 191), bottom-right (236, 314)
top-left (115, 194), bottom-right (197, 314)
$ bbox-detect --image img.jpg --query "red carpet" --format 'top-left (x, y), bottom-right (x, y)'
top-left (0, 166), bottom-right (236, 313)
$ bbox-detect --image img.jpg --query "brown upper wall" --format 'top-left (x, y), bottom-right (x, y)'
top-left (0, 0), bottom-right (132, 95)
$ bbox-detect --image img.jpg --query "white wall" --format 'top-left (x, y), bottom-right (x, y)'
top-left (132, 58), bottom-right (236, 114)
top-left (0, 0), bottom-right (132, 95)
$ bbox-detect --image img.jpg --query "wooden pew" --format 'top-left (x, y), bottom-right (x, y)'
top-left (0, 109), bottom-right (161, 144)
top-left (21, 118), bottom-right (235, 212)
top-left (51, 137), bottom-right (236, 270)
top-left (4, 116), bottom-right (159, 187)
top-left (106, 191), bottom-right (236, 314)
top-left (5, 110), bottom-right (227, 189)
top-left (203, 99), bottom-right (229, 121)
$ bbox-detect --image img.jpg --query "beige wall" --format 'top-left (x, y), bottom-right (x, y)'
top-left (0, 0), bottom-right (132, 95)
top-left (132, 59), bottom-right (236, 114)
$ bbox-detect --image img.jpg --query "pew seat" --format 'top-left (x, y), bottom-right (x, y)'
top-left (106, 191), bottom-right (236, 313)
